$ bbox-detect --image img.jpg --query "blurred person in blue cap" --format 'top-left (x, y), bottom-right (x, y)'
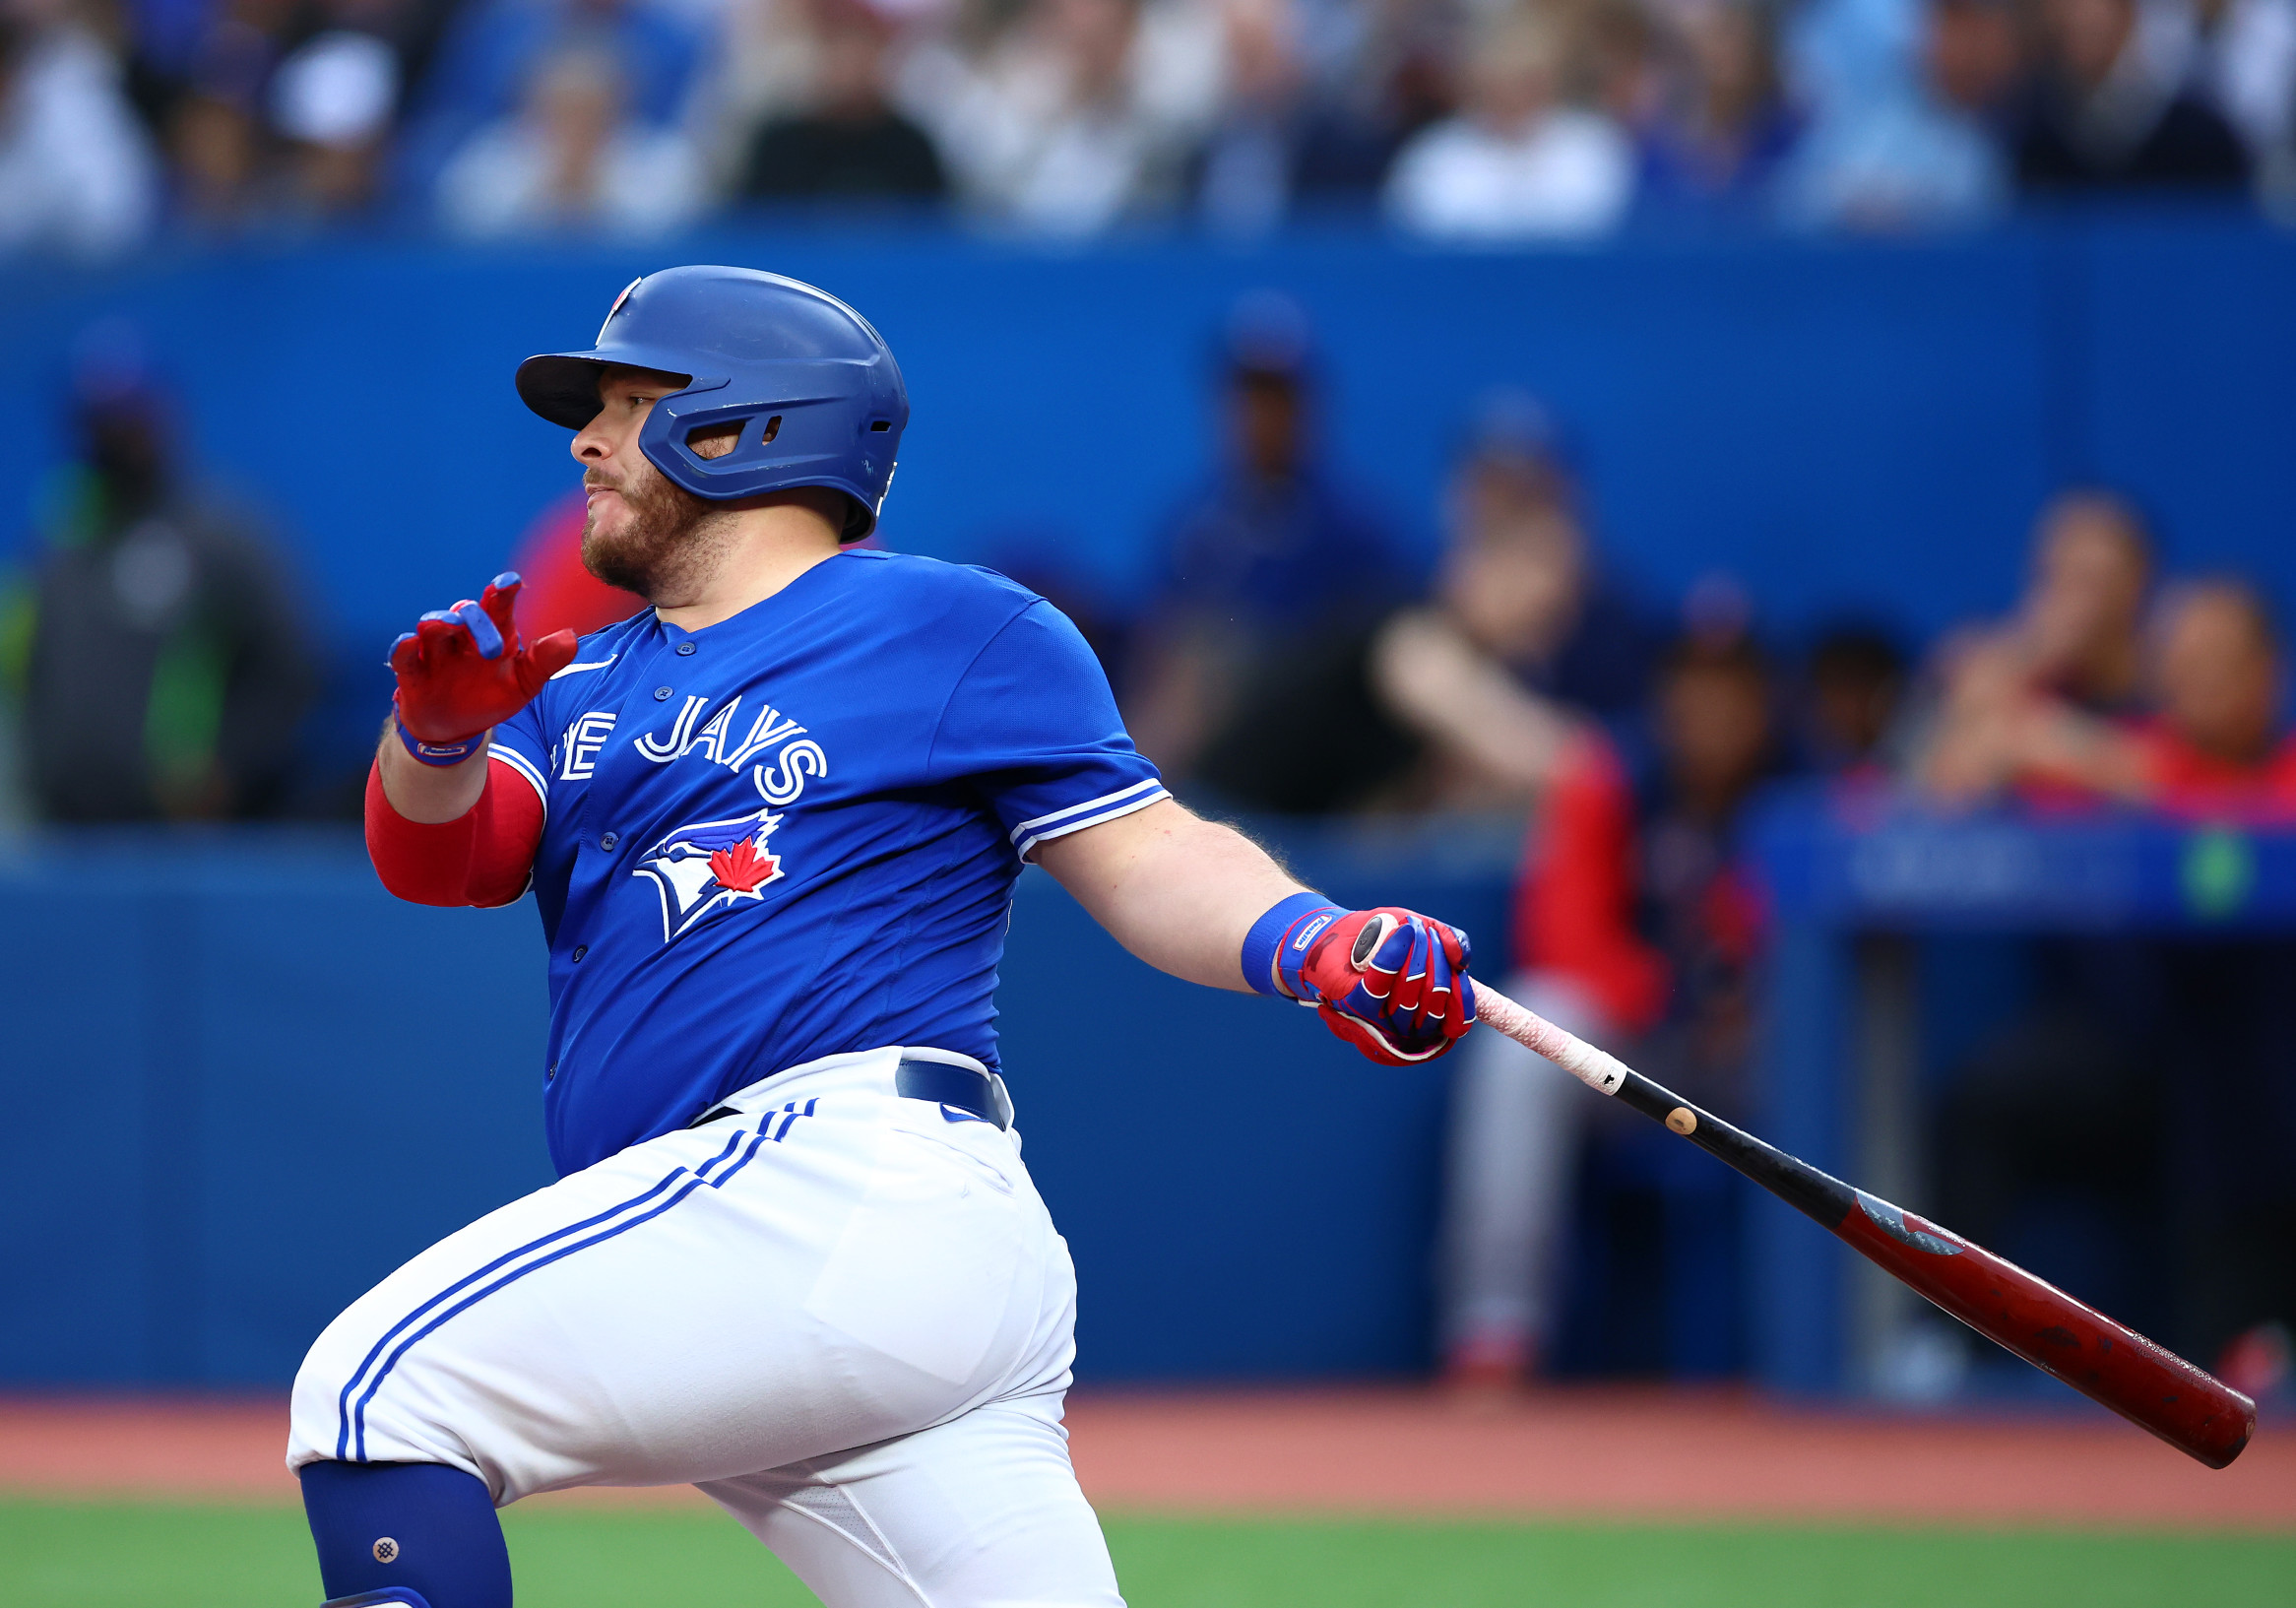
top-left (1124, 290), bottom-right (1406, 779)
top-left (1, 323), bottom-right (315, 821)
top-left (1184, 384), bottom-right (1662, 814)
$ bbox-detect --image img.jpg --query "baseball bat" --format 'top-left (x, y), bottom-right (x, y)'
top-left (1366, 918), bottom-right (2256, 1465)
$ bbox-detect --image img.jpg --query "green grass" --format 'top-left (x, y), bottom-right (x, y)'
top-left (2, 1499), bottom-right (2290, 1607)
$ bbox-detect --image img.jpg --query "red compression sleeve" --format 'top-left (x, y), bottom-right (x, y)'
top-left (364, 754), bottom-right (545, 908)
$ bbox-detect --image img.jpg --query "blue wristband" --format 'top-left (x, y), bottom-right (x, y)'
top-left (1242, 891), bottom-right (1342, 997)
top-left (395, 718), bottom-right (484, 768)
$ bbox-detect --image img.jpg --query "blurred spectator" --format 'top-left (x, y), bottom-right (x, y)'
top-left (151, 0), bottom-right (298, 225)
top-left (1956, 578), bottom-right (2296, 815)
top-left (737, 0), bottom-right (945, 205)
top-left (1185, 0), bottom-right (1419, 230)
top-left (1124, 292), bottom-right (1403, 781)
top-left (1188, 387), bottom-right (1660, 813)
top-left (437, 44), bottom-right (705, 235)
top-left (0, 1), bottom-right (159, 256)
top-left (505, 488), bottom-right (649, 639)
top-left (1781, 0), bottom-right (2017, 230)
top-left (2159, 0), bottom-right (2296, 193)
top-left (1438, 632), bottom-right (1780, 1388)
top-left (2015, 0), bottom-right (2248, 192)
top-left (402, 0), bottom-right (703, 198)
top-left (917, 0), bottom-right (1224, 232)
top-left (1635, 0), bottom-right (1803, 220)
top-left (267, 16), bottom-right (402, 216)
top-left (1916, 488), bottom-right (2153, 804)
top-left (1382, 7), bottom-right (1634, 240)
top-left (128, 0), bottom-right (448, 225)
top-left (2131, 579), bottom-right (2296, 816)
top-left (7, 326), bottom-right (316, 821)
top-left (1801, 622), bottom-right (1906, 775)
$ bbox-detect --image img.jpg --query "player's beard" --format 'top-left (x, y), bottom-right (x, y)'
top-left (581, 462), bottom-right (737, 604)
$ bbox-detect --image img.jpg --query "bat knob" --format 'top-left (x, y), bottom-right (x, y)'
top-left (1351, 912), bottom-right (1399, 970)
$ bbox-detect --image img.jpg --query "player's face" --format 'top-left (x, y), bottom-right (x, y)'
top-left (573, 365), bottom-right (719, 600)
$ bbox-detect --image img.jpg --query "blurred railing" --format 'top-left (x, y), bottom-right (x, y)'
top-left (1750, 786), bottom-right (2296, 1401)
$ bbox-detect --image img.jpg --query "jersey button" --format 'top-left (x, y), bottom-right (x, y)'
top-left (599, 832), bottom-right (618, 851)
top-left (571, 945), bottom-right (588, 962)
top-left (653, 685), bottom-right (672, 701)
top-left (675, 642), bottom-right (696, 656)
top-left (546, 1061), bottom-right (557, 1081)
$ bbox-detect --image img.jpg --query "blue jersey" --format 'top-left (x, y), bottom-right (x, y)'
top-left (490, 549), bottom-right (1167, 1175)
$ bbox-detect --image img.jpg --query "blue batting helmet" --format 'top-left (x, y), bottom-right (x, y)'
top-left (515, 266), bottom-right (908, 541)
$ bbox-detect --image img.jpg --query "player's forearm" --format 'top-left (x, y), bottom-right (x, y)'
top-left (1037, 798), bottom-right (1305, 992)
top-left (375, 722), bottom-right (493, 822)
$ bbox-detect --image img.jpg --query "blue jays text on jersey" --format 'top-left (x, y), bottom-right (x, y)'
top-left (490, 549), bottom-right (1168, 1174)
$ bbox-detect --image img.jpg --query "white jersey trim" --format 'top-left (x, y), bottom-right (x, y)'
top-left (550, 655), bottom-right (618, 679)
top-left (491, 744), bottom-right (550, 819)
top-left (1007, 778), bottom-right (1165, 847)
top-left (1013, 782), bottom-right (1171, 862)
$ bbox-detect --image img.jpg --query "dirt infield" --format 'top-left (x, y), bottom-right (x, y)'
top-left (2, 1388), bottom-right (2286, 1529)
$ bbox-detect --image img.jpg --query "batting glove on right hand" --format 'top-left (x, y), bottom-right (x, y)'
top-left (389, 572), bottom-right (577, 765)
top-left (1279, 905), bottom-right (1478, 1065)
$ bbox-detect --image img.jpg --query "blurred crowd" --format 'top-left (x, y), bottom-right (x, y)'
top-left (2, 0), bottom-right (2291, 255)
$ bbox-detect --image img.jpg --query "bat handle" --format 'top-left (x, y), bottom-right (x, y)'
top-left (1474, 984), bottom-right (1634, 1098)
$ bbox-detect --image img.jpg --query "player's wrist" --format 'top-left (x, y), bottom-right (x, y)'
top-left (394, 713), bottom-right (489, 768)
top-left (1242, 891), bottom-right (1343, 999)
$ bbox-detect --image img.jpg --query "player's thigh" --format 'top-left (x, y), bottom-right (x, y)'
top-left (289, 1094), bottom-right (1070, 1499)
top-left (701, 1392), bottom-right (1123, 1608)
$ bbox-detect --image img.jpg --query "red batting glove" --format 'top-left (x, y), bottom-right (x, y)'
top-left (389, 572), bottom-right (577, 763)
top-left (1287, 906), bottom-right (1478, 1066)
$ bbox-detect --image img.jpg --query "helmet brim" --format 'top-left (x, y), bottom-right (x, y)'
top-left (515, 345), bottom-right (710, 430)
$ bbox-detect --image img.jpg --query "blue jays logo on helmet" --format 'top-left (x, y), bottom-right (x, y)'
top-left (634, 808), bottom-right (787, 940)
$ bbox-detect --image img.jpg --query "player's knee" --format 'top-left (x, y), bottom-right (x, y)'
top-left (299, 1460), bottom-right (510, 1608)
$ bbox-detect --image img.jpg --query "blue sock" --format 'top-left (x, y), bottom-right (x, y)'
top-left (298, 1460), bottom-right (512, 1608)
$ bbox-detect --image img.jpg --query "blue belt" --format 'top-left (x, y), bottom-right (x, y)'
top-left (690, 1055), bottom-right (1010, 1132)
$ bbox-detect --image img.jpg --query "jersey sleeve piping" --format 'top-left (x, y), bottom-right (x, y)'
top-left (1009, 776), bottom-right (1169, 850)
top-left (490, 743), bottom-right (550, 820)
top-left (1013, 780), bottom-right (1172, 861)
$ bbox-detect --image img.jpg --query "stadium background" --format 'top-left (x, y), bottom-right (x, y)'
top-left (6, 216), bottom-right (2296, 1599)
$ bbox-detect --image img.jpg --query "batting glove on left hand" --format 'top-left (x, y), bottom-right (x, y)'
top-left (389, 572), bottom-right (577, 765)
top-left (1277, 905), bottom-right (1478, 1065)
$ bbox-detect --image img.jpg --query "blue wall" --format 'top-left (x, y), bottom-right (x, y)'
top-left (0, 823), bottom-right (1513, 1387)
top-left (5, 213), bottom-right (2294, 772)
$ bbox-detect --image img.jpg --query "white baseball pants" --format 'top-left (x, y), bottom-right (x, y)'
top-left (287, 1046), bottom-right (1123, 1607)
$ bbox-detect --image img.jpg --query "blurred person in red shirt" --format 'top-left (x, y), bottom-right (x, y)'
top-left (1928, 572), bottom-right (2296, 818)
top-left (1916, 487), bottom-right (2153, 806)
top-left (1437, 632), bottom-right (1779, 1390)
top-left (2124, 578), bottom-right (2296, 819)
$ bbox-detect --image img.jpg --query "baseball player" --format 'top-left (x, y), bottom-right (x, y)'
top-left (287, 266), bottom-right (1478, 1608)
